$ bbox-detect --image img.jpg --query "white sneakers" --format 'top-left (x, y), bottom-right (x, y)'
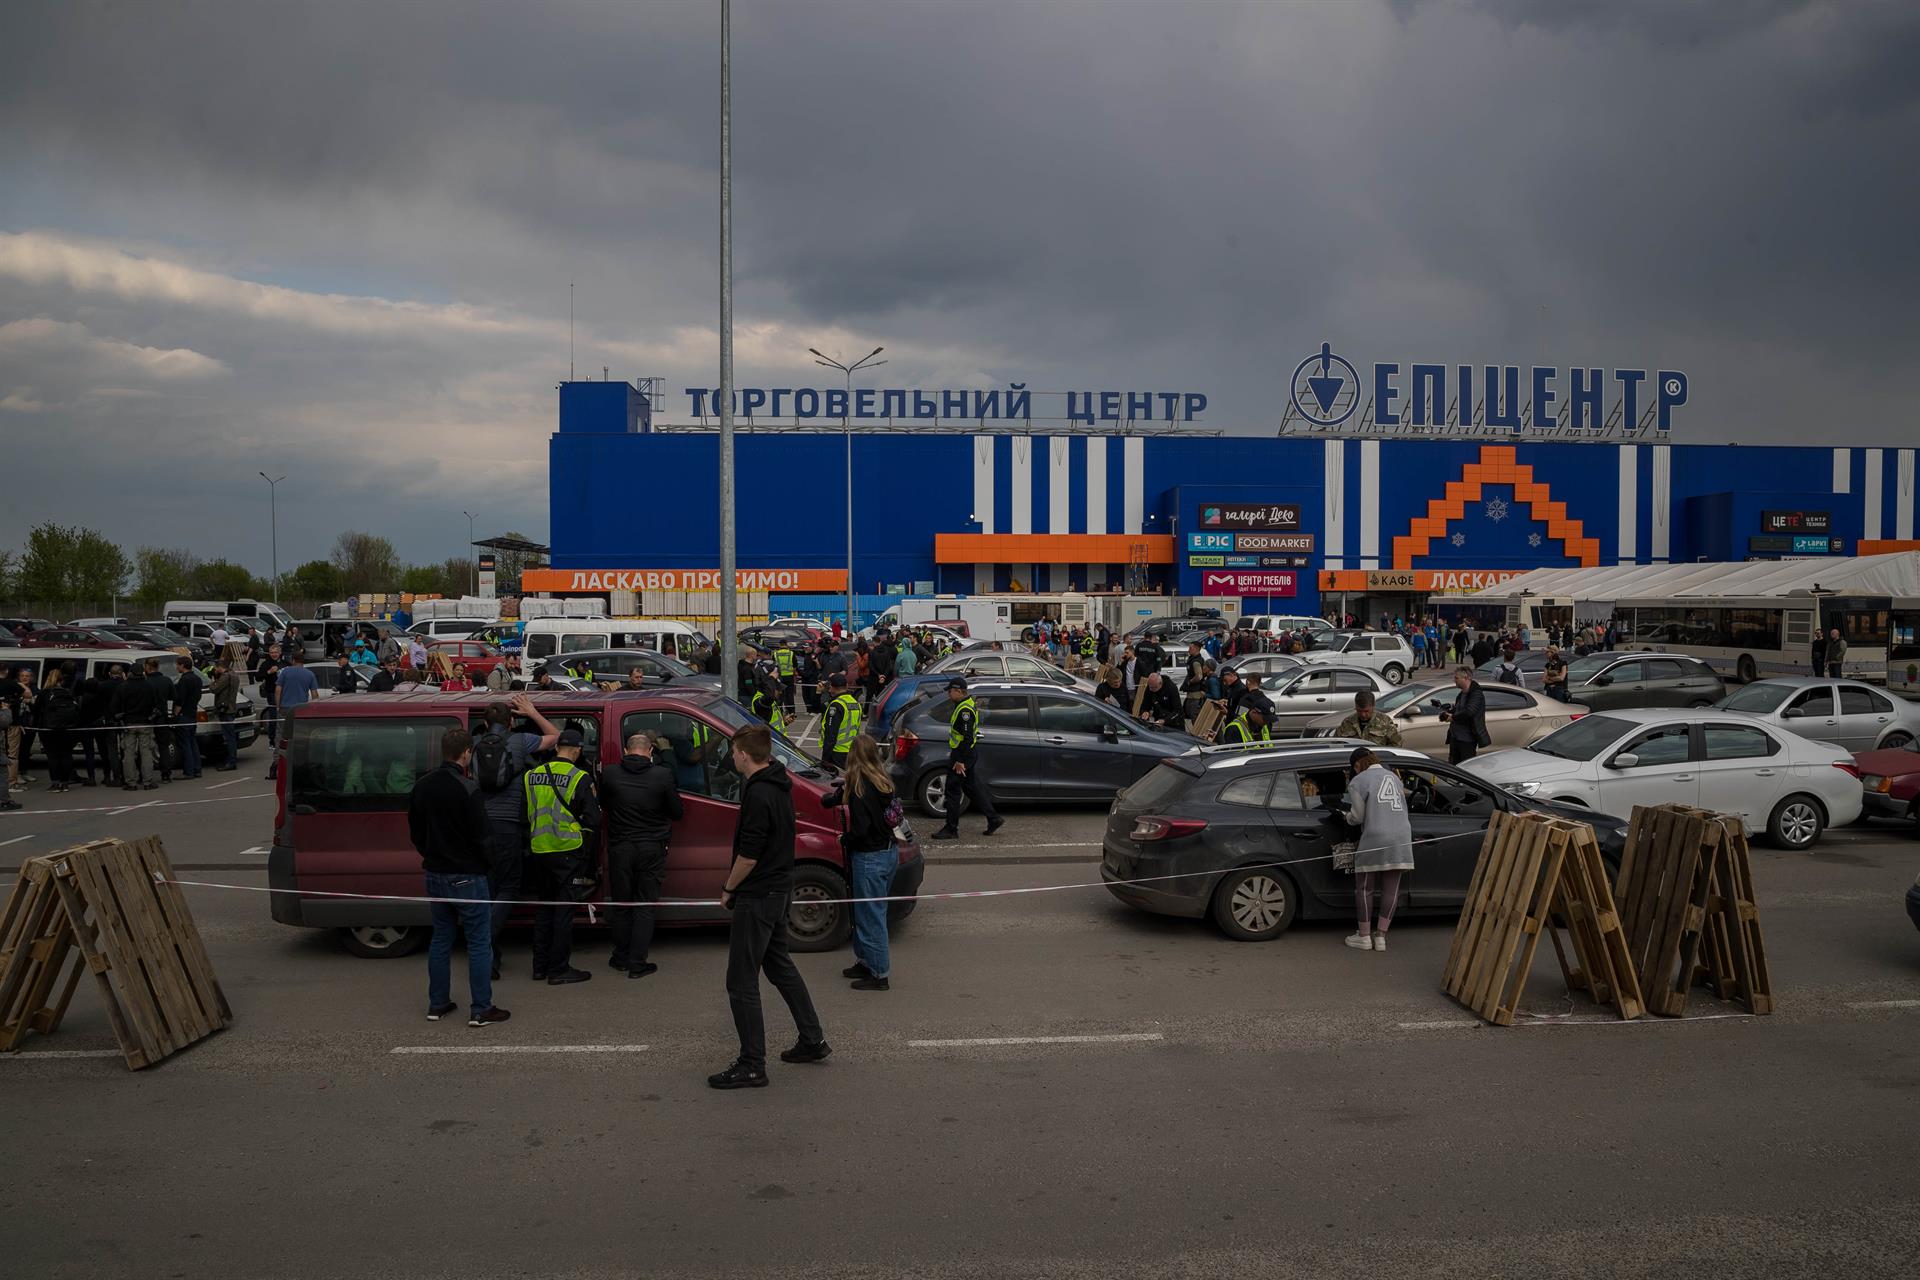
top-left (1373, 934), bottom-right (1387, 952)
top-left (1344, 932), bottom-right (1389, 952)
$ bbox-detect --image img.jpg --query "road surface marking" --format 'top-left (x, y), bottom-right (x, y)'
top-left (1514, 1012), bottom-right (1757, 1026)
top-left (908, 1033), bottom-right (1163, 1047)
top-left (1396, 1020), bottom-right (1477, 1030)
top-left (931, 841), bottom-right (1100, 851)
top-left (235, 845), bottom-right (269, 857)
top-left (1846, 999), bottom-right (1920, 1009)
top-left (105, 799), bottom-right (162, 817)
top-left (0, 1049), bottom-right (122, 1060)
top-left (0, 834), bottom-right (34, 848)
top-left (390, 1044), bottom-right (651, 1055)
top-left (205, 778), bottom-right (252, 790)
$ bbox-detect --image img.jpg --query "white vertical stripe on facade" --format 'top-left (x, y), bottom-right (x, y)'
top-left (972, 435), bottom-right (995, 534)
top-left (1358, 439), bottom-right (1380, 568)
top-left (1897, 450), bottom-right (1915, 541)
top-left (1617, 445), bottom-right (1638, 563)
top-left (1864, 448), bottom-right (1884, 542)
top-left (1010, 436), bottom-right (1033, 535)
top-left (1323, 439), bottom-right (1345, 570)
top-left (973, 565), bottom-right (993, 593)
top-left (1832, 448), bottom-right (1851, 495)
top-left (1122, 437), bottom-right (1145, 535)
top-left (1049, 437), bottom-right (1071, 533)
top-left (1650, 444), bottom-right (1671, 561)
top-left (1085, 437), bottom-right (1108, 535)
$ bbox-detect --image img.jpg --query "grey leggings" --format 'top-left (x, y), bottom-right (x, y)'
top-left (1355, 870), bottom-right (1404, 935)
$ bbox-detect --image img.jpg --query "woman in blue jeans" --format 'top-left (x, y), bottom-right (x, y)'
top-left (822, 735), bottom-right (898, 991)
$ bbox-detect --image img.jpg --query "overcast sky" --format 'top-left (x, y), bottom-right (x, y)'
top-left (3, 0), bottom-right (1914, 576)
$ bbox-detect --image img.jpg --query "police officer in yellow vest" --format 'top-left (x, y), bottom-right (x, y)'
top-left (1217, 696), bottom-right (1273, 747)
top-left (819, 673), bottom-right (861, 770)
top-left (1078, 631), bottom-right (1096, 667)
top-left (772, 641), bottom-right (797, 714)
top-left (932, 677), bottom-right (1004, 840)
top-left (750, 677), bottom-right (786, 734)
top-left (524, 728), bottom-right (601, 985)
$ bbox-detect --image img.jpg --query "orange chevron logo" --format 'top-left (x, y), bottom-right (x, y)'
top-left (1391, 445), bottom-right (1600, 570)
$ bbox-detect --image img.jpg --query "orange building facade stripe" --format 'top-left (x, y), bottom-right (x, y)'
top-left (934, 533), bottom-right (1177, 564)
top-left (1389, 444), bottom-right (1600, 570)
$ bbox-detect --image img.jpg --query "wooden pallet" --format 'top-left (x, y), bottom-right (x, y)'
top-left (1615, 804), bottom-right (1773, 1018)
top-left (0, 836), bottom-right (231, 1067)
top-left (1443, 811), bottom-right (1572, 1025)
top-left (1190, 702), bottom-right (1225, 742)
top-left (1545, 823), bottom-right (1645, 1020)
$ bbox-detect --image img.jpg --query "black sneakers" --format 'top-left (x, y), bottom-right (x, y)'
top-left (607, 954), bottom-right (629, 972)
top-left (843, 961), bottom-right (873, 980)
top-left (627, 963), bottom-right (659, 979)
top-left (931, 829), bottom-right (958, 841)
top-left (708, 1059), bottom-right (769, 1089)
top-left (426, 1003), bottom-right (458, 1021)
top-left (984, 816), bottom-right (1006, 835)
top-left (469, 1007), bottom-right (511, 1028)
top-left (780, 1038), bottom-right (833, 1064)
top-left (851, 976), bottom-right (890, 992)
top-left (546, 967), bottom-right (592, 985)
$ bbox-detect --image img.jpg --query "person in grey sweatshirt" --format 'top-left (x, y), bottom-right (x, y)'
top-left (1339, 746), bottom-right (1414, 953)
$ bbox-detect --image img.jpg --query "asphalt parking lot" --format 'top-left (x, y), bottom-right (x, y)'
top-left (4, 756), bottom-right (1919, 1279)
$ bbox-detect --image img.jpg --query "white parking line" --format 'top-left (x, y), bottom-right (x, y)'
top-left (908, 1033), bottom-right (1163, 1047)
top-left (1513, 1012), bottom-right (1757, 1027)
top-left (930, 841), bottom-right (1100, 851)
top-left (0, 834), bottom-right (34, 848)
top-left (1846, 999), bottom-right (1920, 1009)
top-left (0, 1049), bottom-right (122, 1060)
top-left (389, 1044), bottom-right (651, 1055)
top-left (235, 845), bottom-right (269, 857)
top-left (205, 778), bottom-right (252, 791)
top-left (106, 799), bottom-right (161, 818)
top-left (1396, 1020), bottom-right (1478, 1030)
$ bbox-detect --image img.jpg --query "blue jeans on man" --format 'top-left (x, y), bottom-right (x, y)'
top-left (426, 871), bottom-right (495, 1015)
top-left (217, 713), bottom-right (239, 769)
top-left (848, 845), bottom-right (895, 979)
top-left (175, 718), bottom-right (202, 778)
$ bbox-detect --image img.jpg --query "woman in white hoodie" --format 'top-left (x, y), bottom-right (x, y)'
top-left (1339, 746), bottom-right (1415, 953)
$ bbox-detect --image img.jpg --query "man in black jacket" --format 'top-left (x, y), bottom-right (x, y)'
top-left (407, 727), bottom-right (509, 1027)
top-left (368, 656), bottom-right (400, 693)
top-left (145, 659), bottom-right (179, 782)
top-left (172, 658), bottom-right (204, 779)
top-left (709, 725), bottom-right (827, 1089)
top-left (1136, 671), bottom-right (1185, 731)
top-left (1438, 666), bottom-right (1492, 764)
top-left (110, 661), bottom-right (161, 790)
top-left (601, 730), bottom-right (683, 978)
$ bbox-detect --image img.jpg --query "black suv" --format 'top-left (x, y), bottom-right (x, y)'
top-left (1102, 741), bottom-right (1626, 941)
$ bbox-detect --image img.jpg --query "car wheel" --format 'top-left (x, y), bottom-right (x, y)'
top-left (1382, 663), bottom-right (1407, 686)
top-left (1766, 794), bottom-right (1825, 850)
top-left (787, 864), bottom-right (852, 952)
top-left (338, 925), bottom-right (424, 958)
top-left (918, 768), bottom-right (964, 819)
top-left (1736, 655), bottom-right (1758, 684)
top-left (1209, 866), bottom-right (1299, 941)
top-left (1881, 730), bottom-right (1914, 750)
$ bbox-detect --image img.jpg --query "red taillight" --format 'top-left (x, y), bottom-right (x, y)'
top-left (894, 731), bottom-right (917, 763)
top-left (1130, 815), bottom-right (1208, 842)
top-left (1567, 711), bottom-right (1585, 720)
top-left (1832, 761), bottom-right (1862, 780)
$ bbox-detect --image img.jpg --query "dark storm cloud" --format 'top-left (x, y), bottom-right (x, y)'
top-left (1, 0), bottom-right (1915, 573)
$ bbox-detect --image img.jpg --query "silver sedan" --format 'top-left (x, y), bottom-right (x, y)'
top-left (1252, 665), bottom-right (1398, 735)
top-left (1716, 677), bottom-right (1920, 751)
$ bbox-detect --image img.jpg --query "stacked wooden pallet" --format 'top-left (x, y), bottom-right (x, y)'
top-left (1443, 810), bottom-right (1641, 1025)
top-left (1616, 804), bottom-right (1772, 1017)
top-left (0, 836), bottom-right (231, 1068)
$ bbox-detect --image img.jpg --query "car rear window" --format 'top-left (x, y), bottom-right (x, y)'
top-left (1120, 762), bottom-right (1198, 810)
top-left (290, 715), bottom-right (459, 812)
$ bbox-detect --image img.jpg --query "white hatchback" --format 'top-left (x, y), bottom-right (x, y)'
top-left (1463, 707), bottom-right (1863, 850)
top-left (1298, 631), bottom-right (1416, 685)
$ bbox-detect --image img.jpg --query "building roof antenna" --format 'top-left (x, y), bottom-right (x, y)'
top-left (570, 280), bottom-right (575, 381)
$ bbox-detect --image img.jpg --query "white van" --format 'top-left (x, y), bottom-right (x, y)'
top-left (0, 647), bottom-right (261, 762)
top-left (1239, 614), bottom-right (1336, 641)
top-left (166, 598), bottom-right (295, 631)
top-left (406, 618), bottom-right (494, 641)
top-left (518, 617), bottom-right (715, 668)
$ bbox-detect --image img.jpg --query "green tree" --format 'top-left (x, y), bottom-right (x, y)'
top-left (133, 547), bottom-right (201, 607)
top-left (285, 559), bottom-right (344, 602)
top-left (16, 522), bottom-right (130, 602)
top-left (191, 560), bottom-right (259, 599)
top-left (0, 549), bottom-right (15, 600)
top-left (399, 564), bottom-right (442, 594)
top-left (330, 531), bottom-right (401, 596)
top-left (440, 556), bottom-right (475, 597)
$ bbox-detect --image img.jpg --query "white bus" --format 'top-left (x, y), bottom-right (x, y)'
top-left (1426, 594), bottom-right (1576, 645)
top-left (1612, 595), bottom-right (1900, 686)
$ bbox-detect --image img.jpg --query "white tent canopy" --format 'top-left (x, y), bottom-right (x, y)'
top-left (1462, 551), bottom-right (1920, 602)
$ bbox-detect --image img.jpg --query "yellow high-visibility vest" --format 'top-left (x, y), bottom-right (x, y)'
top-left (525, 759), bottom-right (588, 854)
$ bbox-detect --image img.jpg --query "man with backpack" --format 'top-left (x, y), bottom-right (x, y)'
top-left (473, 694), bottom-right (560, 979)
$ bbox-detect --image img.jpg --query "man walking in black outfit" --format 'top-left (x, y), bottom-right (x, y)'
top-left (709, 725), bottom-right (828, 1089)
top-left (601, 729), bottom-right (682, 979)
top-left (931, 678), bottom-right (1003, 841)
top-left (1438, 666), bottom-right (1491, 765)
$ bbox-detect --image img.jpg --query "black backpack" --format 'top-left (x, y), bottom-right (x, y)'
top-left (473, 729), bottom-right (516, 792)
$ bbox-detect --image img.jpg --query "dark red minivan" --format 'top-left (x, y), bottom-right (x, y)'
top-left (269, 686), bottom-right (924, 957)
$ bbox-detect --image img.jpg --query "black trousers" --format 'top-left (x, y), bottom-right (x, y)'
top-left (1448, 738), bottom-right (1479, 765)
top-left (608, 838), bottom-right (668, 967)
top-left (725, 892), bottom-right (822, 1068)
top-left (529, 849), bottom-right (592, 974)
top-left (485, 828), bottom-right (525, 945)
top-left (942, 758), bottom-right (1000, 833)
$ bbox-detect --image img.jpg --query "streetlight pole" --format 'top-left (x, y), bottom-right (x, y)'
top-left (461, 510), bottom-right (477, 594)
top-left (718, 0), bottom-right (738, 699)
top-left (259, 472), bottom-right (285, 603)
top-left (808, 346), bottom-right (886, 634)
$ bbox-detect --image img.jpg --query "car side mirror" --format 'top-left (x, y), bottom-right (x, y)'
top-left (1591, 674), bottom-right (1613, 686)
top-left (1101, 724), bottom-right (1119, 743)
top-left (1781, 707), bottom-right (1802, 719)
top-left (1609, 752), bottom-right (1640, 770)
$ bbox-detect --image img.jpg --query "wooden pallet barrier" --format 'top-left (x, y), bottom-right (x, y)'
top-left (1442, 810), bottom-right (1641, 1025)
top-left (1616, 804), bottom-right (1772, 1017)
top-left (0, 836), bottom-right (230, 1068)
